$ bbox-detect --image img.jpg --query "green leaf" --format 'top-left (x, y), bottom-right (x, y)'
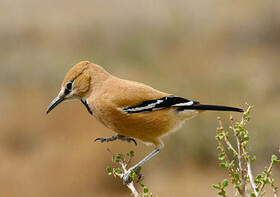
top-left (234, 173), bottom-right (239, 180)
top-left (139, 180), bottom-right (145, 187)
top-left (218, 153), bottom-right (225, 161)
top-left (242, 141), bottom-right (248, 147)
top-left (213, 184), bottom-right (221, 189)
top-left (243, 133), bottom-right (249, 141)
top-left (222, 179), bottom-right (228, 188)
top-left (106, 166), bottom-right (112, 173)
top-left (271, 155), bottom-right (280, 164)
top-left (143, 187), bottom-right (149, 194)
top-left (237, 125), bottom-right (244, 131)
top-left (135, 166), bottom-right (142, 173)
top-left (220, 163), bottom-right (226, 168)
top-left (251, 156), bottom-right (256, 163)
top-left (255, 174), bottom-right (262, 181)
top-left (250, 192), bottom-right (256, 197)
top-left (129, 170), bottom-right (136, 180)
top-left (114, 168), bottom-right (122, 174)
top-left (234, 184), bottom-right (240, 189)
top-left (229, 160), bottom-right (235, 168)
top-left (116, 153), bottom-right (123, 160)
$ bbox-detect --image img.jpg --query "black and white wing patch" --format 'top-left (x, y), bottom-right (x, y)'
top-left (120, 95), bottom-right (243, 114)
top-left (120, 95), bottom-right (198, 114)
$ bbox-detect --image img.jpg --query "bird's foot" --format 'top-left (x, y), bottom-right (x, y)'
top-left (121, 167), bottom-right (142, 185)
top-left (94, 137), bottom-right (112, 143)
top-left (122, 170), bottom-right (132, 185)
top-left (94, 134), bottom-right (137, 146)
top-left (117, 135), bottom-right (137, 146)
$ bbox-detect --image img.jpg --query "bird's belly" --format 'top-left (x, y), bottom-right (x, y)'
top-left (95, 107), bottom-right (198, 144)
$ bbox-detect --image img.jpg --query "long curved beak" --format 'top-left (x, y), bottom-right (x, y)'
top-left (46, 96), bottom-right (65, 114)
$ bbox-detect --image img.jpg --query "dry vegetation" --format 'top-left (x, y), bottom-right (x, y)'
top-left (0, 1), bottom-right (279, 196)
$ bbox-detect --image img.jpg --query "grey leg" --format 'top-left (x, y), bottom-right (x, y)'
top-left (122, 148), bottom-right (161, 184)
top-left (94, 134), bottom-right (137, 146)
top-left (130, 148), bottom-right (161, 170)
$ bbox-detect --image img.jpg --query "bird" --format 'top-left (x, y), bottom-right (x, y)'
top-left (46, 61), bottom-right (243, 183)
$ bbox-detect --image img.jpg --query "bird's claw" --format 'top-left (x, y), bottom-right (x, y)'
top-left (94, 134), bottom-right (137, 146)
top-left (94, 137), bottom-right (107, 143)
top-left (120, 137), bottom-right (137, 146)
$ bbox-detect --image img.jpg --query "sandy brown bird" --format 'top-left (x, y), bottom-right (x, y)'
top-left (46, 61), bottom-right (243, 182)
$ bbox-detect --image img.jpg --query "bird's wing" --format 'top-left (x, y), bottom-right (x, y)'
top-left (120, 95), bottom-right (199, 114)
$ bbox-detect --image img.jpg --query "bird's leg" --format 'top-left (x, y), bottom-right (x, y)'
top-left (130, 148), bottom-right (161, 170)
top-left (122, 148), bottom-right (161, 184)
top-left (94, 134), bottom-right (137, 146)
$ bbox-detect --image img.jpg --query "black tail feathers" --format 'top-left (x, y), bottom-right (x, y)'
top-left (178, 104), bottom-right (243, 112)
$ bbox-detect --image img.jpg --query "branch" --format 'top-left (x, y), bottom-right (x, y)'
top-left (216, 120), bottom-right (243, 196)
top-left (106, 149), bottom-right (140, 197)
top-left (106, 149), bottom-right (158, 197)
top-left (127, 182), bottom-right (140, 197)
top-left (214, 104), bottom-right (279, 197)
top-left (245, 154), bottom-right (257, 195)
top-left (256, 157), bottom-right (279, 197)
top-left (218, 117), bottom-right (238, 156)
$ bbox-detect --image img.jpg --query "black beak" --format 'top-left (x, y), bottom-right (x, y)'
top-left (46, 96), bottom-right (65, 114)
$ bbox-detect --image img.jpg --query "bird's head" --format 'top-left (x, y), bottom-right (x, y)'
top-left (46, 61), bottom-right (108, 114)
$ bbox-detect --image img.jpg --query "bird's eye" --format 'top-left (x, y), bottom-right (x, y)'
top-left (66, 82), bottom-right (72, 90)
top-left (64, 81), bottom-right (73, 95)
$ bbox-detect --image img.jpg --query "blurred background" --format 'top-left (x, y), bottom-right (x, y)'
top-left (0, 0), bottom-right (280, 196)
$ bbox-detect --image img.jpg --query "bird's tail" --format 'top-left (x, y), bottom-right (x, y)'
top-left (179, 104), bottom-right (243, 112)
